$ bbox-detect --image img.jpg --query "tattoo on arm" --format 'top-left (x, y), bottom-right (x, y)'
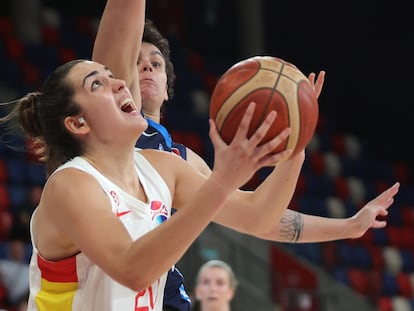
top-left (279, 210), bottom-right (303, 242)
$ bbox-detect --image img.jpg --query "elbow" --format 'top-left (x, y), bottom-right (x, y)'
top-left (115, 265), bottom-right (156, 293)
top-left (248, 211), bottom-right (284, 237)
top-left (235, 216), bottom-right (271, 237)
top-left (127, 279), bottom-right (152, 293)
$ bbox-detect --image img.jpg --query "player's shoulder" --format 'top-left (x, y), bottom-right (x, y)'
top-left (136, 149), bottom-right (189, 183)
top-left (137, 148), bottom-right (185, 163)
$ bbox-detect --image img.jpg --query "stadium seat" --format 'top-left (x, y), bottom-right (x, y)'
top-left (347, 268), bottom-right (369, 295)
top-left (0, 16), bottom-right (13, 38)
top-left (0, 159), bottom-right (8, 183)
top-left (400, 206), bottom-right (414, 226)
top-left (396, 273), bottom-right (413, 298)
top-left (333, 267), bottom-right (350, 288)
top-left (0, 210), bottom-right (12, 241)
top-left (343, 134), bottom-right (362, 159)
top-left (391, 296), bottom-right (411, 311)
top-left (382, 272), bottom-right (399, 297)
top-left (0, 183), bottom-right (10, 210)
top-left (400, 250), bottom-right (414, 273)
top-left (383, 246), bottom-right (403, 275)
top-left (386, 227), bottom-right (404, 248)
top-left (378, 296), bottom-right (393, 311)
top-left (26, 162), bottom-right (46, 186)
top-left (366, 245), bottom-right (385, 271)
top-left (5, 158), bottom-right (27, 185)
top-left (7, 185), bottom-right (27, 210)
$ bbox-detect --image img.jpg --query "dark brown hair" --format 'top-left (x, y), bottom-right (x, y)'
top-left (1, 59), bottom-right (86, 175)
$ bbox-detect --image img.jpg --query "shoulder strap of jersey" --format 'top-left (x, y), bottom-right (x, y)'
top-left (146, 118), bottom-right (172, 149)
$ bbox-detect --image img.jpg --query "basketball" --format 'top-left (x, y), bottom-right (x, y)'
top-left (210, 56), bottom-right (318, 160)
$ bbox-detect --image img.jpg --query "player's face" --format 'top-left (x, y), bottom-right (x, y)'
top-left (138, 42), bottom-right (169, 112)
top-left (67, 61), bottom-right (146, 140)
top-left (195, 267), bottom-right (234, 309)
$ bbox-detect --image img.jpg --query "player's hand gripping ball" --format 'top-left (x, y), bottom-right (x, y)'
top-left (210, 56), bottom-right (318, 160)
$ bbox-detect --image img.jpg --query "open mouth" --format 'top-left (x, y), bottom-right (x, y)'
top-left (120, 98), bottom-right (136, 113)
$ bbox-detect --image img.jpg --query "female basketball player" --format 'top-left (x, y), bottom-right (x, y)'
top-left (5, 55), bottom-right (304, 310)
top-left (105, 5), bottom-right (398, 247)
top-left (15, 1), bottom-right (398, 310)
top-left (89, 1), bottom-right (399, 310)
top-left (1, 1), bottom-right (321, 309)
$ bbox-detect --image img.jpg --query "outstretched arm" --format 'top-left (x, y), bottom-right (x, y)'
top-left (255, 182), bottom-right (400, 242)
top-left (209, 71), bottom-right (399, 241)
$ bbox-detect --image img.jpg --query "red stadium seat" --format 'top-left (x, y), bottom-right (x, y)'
top-left (396, 272), bottom-right (412, 298)
top-left (0, 184), bottom-right (10, 210)
top-left (0, 159), bottom-right (8, 183)
top-left (347, 268), bottom-right (369, 295)
top-left (378, 296), bottom-right (393, 311)
top-left (366, 245), bottom-right (385, 271)
top-left (0, 16), bottom-right (13, 38)
top-left (0, 210), bottom-right (12, 241)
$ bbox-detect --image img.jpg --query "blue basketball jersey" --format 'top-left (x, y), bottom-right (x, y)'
top-left (136, 118), bottom-right (187, 159)
top-left (136, 118), bottom-right (191, 311)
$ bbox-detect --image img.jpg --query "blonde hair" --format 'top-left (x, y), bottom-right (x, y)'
top-left (196, 259), bottom-right (238, 290)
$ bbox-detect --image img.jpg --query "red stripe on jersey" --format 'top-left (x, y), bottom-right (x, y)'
top-left (37, 254), bottom-right (78, 282)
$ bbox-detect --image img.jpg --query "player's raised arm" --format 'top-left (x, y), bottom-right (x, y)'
top-left (92, 0), bottom-right (144, 103)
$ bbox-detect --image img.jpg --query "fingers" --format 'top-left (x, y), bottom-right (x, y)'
top-left (377, 182), bottom-right (400, 204)
top-left (232, 102), bottom-right (292, 160)
top-left (308, 72), bottom-right (316, 85)
top-left (232, 102), bottom-right (259, 142)
top-left (208, 118), bottom-right (225, 150)
top-left (364, 182), bottom-right (400, 229)
top-left (211, 102), bottom-right (293, 169)
top-left (245, 107), bottom-right (277, 147)
top-left (260, 148), bottom-right (293, 167)
top-left (308, 70), bottom-right (326, 99)
top-left (253, 127), bottom-right (292, 163)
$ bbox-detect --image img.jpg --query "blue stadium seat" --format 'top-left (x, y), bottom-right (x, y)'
top-left (7, 185), bottom-right (27, 210)
top-left (5, 158), bottom-right (27, 185)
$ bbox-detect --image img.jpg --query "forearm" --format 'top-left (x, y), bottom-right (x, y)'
top-left (257, 181), bottom-right (401, 243)
top-left (126, 176), bottom-right (232, 290)
top-left (212, 153), bottom-right (305, 234)
top-left (250, 153), bottom-right (305, 233)
top-left (257, 209), bottom-right (353, 243)
top-left (92, 0), bottom-right (144, 83)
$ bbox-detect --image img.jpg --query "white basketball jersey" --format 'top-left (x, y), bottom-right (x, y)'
top-left (27, 150), bottom-right (172, 311)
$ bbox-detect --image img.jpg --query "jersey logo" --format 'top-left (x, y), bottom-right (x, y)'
top-left (110, 190), bottom-right (120, 207)
top-left (110, 190), bottom-right (131, 217)
top-left (171, 148), bottom-right (182, 157)
top-left (150, 200), bottom-right (169, 225)
top-left (116, 210), bottom-right (131, 217)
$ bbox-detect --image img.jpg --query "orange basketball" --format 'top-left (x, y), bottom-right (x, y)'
top-left (210, 56), bottom-right (318, 160)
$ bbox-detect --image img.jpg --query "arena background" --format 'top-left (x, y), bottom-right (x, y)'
top-left (44, 0), bottom-right (414, 181)
top-left (0, 1), bottom-right (413, 310)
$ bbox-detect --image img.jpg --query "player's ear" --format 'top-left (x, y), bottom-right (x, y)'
top-left (64, 115), bottom-right (89, 135)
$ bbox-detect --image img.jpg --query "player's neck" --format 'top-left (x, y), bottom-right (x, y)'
top-left (142, 110), bottom-right (160, 123)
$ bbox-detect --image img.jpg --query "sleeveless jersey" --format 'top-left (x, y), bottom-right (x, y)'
top-left (136, 118), bottom-right (187, 159)
top-left (27, 151), bottom-right (172, 311)
top-left (136, 118), bottom-right (192, 311)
